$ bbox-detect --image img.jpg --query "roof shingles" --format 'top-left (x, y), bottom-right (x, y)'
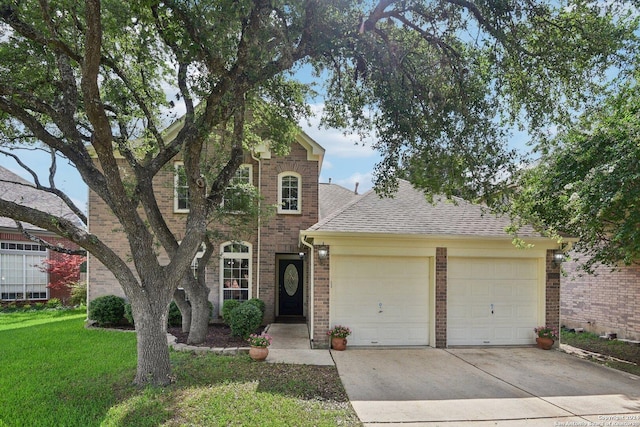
top-left (311, 179), bottom-right (540, 238)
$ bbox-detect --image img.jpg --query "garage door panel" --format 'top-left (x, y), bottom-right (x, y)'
top-left (448, 258), bottom-right (540, 346)
top-left (331, 255), bottom-right (429, 346)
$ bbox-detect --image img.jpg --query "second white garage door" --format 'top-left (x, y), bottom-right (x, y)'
top-left (331, 255), bottom-right (430, 346)
top-left (448, 257), bottom-right (540, 346)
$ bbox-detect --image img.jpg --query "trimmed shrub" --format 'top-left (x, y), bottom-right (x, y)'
top-left (227, 303), bottom-right (262, 338)
top-left (46, 298), bottom-right (62, 309)
top-left (21, 304), bottom-right (31, 311)
top-left (88, 295), bottom-right (125, 326)
top-left (221, 299), bottom-right (242, 324)
top-left (246, 298), bottom-right (266, 317)
top-left (124, 303), bottom-right (134, 326)
top-left (168, 301), bottom-right (182, 327)
top-left (33, 303), bottom-right (45, 310)
top-left (69, 282), bottom-right (87, 306)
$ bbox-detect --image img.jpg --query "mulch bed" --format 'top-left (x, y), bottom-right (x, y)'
top-left (168, 323), bottom-right (264, 348)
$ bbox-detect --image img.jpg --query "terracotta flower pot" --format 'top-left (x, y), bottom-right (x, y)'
top-left (331, 336), bottom-right (347, 351)
top-left (536, 337), bottom-right (554, 350)
top-left (249, 346), bottom-right (269, 361)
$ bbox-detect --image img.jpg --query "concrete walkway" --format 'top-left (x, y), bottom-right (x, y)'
top-left (264, 323), bottom-right (334, 365)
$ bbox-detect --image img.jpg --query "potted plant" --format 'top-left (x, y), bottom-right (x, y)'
top-left (534, 326), bottom-right (558, 350)
top-left (327, 325), bottom-right (351, 351)
top-left (247, 332), bottom-right (272, 361)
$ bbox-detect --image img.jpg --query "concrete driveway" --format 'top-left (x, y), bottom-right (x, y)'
top-left (332, 347), bottom-right (640, 426)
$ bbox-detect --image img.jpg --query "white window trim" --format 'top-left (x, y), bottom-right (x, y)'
top-left (0, 241), bottom-right (49, 301)
top-left (277, 171), bottom-right (302, 214)
top-left (173, 161), bottom-right (189, 213)
top-left (219, 241), bottom-right (252, 306)
top-left (222, 164), bottom-right (253, 212)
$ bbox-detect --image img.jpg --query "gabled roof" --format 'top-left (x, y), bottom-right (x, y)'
top-left (319, 182), bottom-right (361, 220)
top-left (0, 166), bottom-right (83, 231)
top-left (308, 179), bottom-right (541, 239)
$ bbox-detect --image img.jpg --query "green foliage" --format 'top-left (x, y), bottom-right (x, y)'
top-left (69, 282), bottom-right (87, 306)
top-left (245, 298), bottom-right (266, 316)
top-left (168, 301), bottom-right (182, 327)
top-left (124, 303), bottom-right (134, 326)
top-left (46, 298), bottom-right (62, 309)
top-left (88, 295), bottom-right (126, 326)
top-left (221, 300), bottom-right (242, 325)
top-left (227, 303), bottom-right (262, 339)
top-left (507, 69), bottom-right (640, 269)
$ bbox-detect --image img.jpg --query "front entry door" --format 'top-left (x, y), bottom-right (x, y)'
top-left (278, 258), bottom-right (303, 316)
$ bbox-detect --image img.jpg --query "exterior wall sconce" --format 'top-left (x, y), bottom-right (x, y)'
top-left (317, 245), bottom-right (328, 260)
top-left (553, 250), bottom-right (566, 264)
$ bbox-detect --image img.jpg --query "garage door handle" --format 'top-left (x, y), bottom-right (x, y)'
top-left (490, 304), bottom-right (494, 314)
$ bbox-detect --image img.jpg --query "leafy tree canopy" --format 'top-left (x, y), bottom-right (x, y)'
top-left (507, 68), bottom-right (640, 270)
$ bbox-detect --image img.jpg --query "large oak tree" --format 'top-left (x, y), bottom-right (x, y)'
top-left (0, 0), bottom-right (636, 385)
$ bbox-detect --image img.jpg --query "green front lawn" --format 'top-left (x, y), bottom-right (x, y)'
top-left (0, 309), bottom-right (360, 427)
top-left (561, 330), bottom-right (640, 377)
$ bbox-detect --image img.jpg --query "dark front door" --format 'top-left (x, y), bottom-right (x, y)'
top-left (278, 258), bottom-right (303, 316)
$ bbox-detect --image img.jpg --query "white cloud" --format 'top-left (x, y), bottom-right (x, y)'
top-left (300, 103), bottom-right (378, 159)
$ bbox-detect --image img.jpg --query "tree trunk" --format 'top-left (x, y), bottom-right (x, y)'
top-left (130, 294), bottom-right (172, 386)
top-left (187, 283), bottom-right (211, 345)
top-left (173, 288), bottom-right (192, 333)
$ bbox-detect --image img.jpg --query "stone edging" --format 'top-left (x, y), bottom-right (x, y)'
top-left (166, 333), bottom-right (251, 355)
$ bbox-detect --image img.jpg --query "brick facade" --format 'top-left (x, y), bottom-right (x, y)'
top-left (88, 139), bottom-right (320, 324)
top-left (545, 250), bottom-right (561, 338)
top-left (435, 247), bottom-right (447, 348)
top-left (562, 259), bottom-right (640, 341)
top-left (311, 245), bottom-right (330, 348)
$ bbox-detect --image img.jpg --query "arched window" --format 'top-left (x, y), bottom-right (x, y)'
top-left (220, 242), bottom-right (251, 304)
top-left (277, 172), bottom-right (301, 214)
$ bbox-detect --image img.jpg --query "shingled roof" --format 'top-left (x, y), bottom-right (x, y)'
top-left (0, 166), bottom-right (83, 231)
top-left (310, 179), bottom-right (541, 239)
top-left (319, 182), bottom-right (361, 220)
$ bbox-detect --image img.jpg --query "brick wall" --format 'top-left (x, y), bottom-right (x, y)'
top-left (435, 247), bottom-right (447, 348)
top-left (87, 139), bottom-right (320, 325)
top-left (312, 245), bottom-right (330, 348)
top-left (562, 258), bottom-right (640, 341)
top-left (545, 250), bottom-right (561, 337)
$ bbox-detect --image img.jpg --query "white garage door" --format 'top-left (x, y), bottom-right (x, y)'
top-left (331, 255), bottom-right (430, 346)
top-left (448, 258), bottom-right (539, 346)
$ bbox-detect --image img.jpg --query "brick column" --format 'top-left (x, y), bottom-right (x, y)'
top-left (545, 250), bottom-right (561, 334)
top-left (312, 246), bottom-right (331, 348)
top-left (435, 247), bottom-right (447, 348)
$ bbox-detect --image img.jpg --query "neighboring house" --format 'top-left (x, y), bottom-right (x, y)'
top-left (561, 259), bottom-right (640, 341)
top-left (87, 129), bottom-right (563, 348)
top-left (0, 166), bottom-right (83, 304)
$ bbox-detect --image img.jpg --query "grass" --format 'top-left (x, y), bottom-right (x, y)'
top-left (0, 309), bottom-right (360, 427)
top-left (561, 330), bottom-right (640, 377)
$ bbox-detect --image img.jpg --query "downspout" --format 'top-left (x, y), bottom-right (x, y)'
top-left (251, 152), bottom-right (262, 299)
top-left (300, 234), bottom-right (314, 346)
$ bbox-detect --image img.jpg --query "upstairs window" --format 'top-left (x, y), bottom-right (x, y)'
top-left (174, 162), bottom-right (189, 213)
top-left (222, 165), bottom-right (253, 212)
top-left (278, 172), bottom-right (301, 214)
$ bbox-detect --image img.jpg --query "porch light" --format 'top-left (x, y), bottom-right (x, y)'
top-left (553, 250), bottom-right (565, 264)
top-left (317, 245), bottom-right (328, 260)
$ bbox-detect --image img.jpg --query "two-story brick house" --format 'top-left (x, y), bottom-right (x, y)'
top-left (88, 127), bottom-right (564, 349)
top-left (88, 128), bottom-right (325, 324)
